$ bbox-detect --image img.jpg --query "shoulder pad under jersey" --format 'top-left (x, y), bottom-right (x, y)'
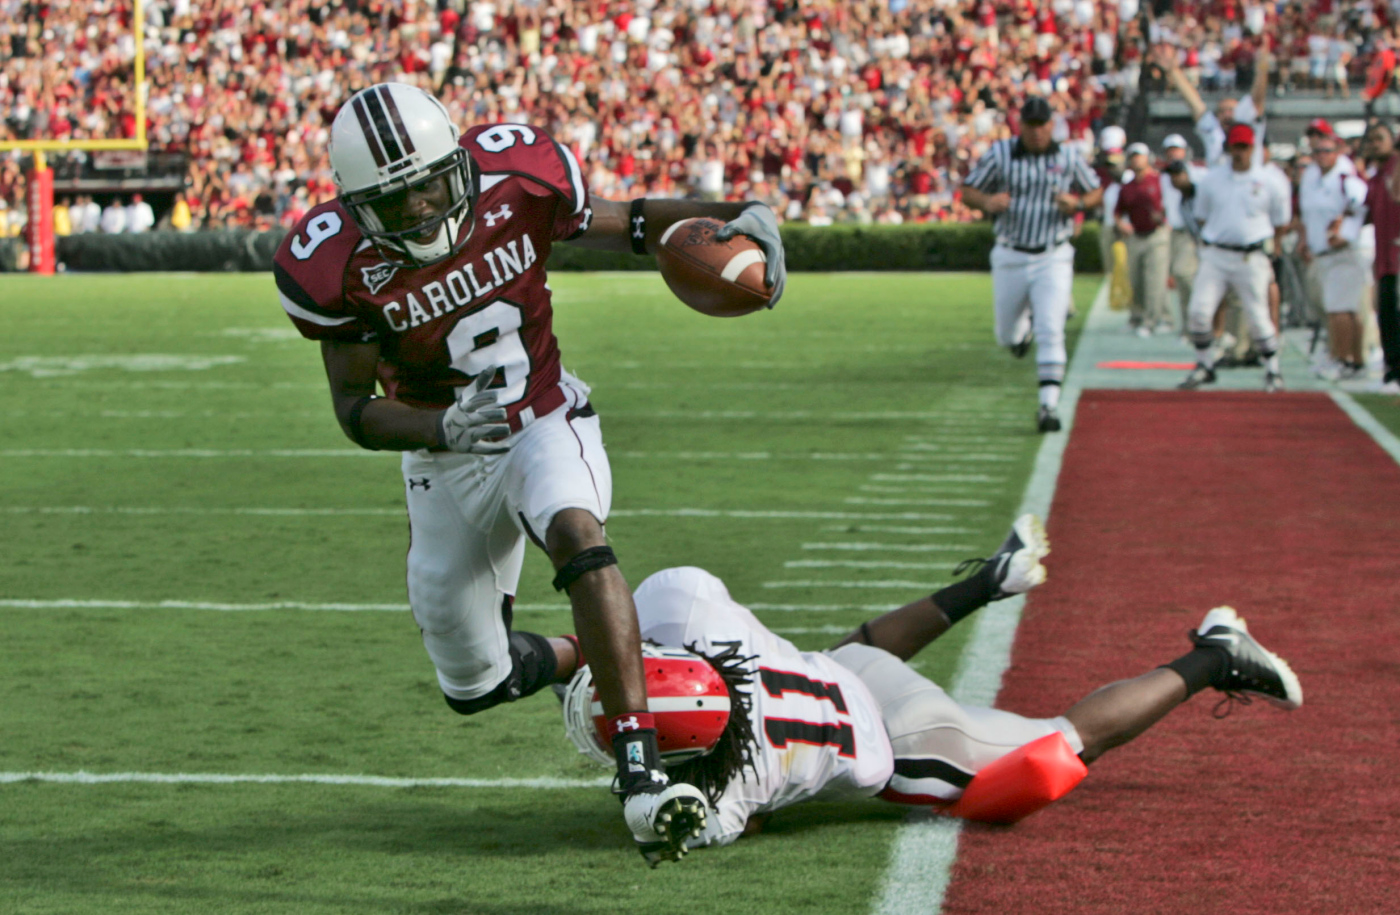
top-left (461, 124), bottom-right (588, 217)
top-left (273, 201), bottom-right (370, 342)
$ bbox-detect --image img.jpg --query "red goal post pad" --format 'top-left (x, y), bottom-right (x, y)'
top-left (946, 732), bottom-right (1088, 825)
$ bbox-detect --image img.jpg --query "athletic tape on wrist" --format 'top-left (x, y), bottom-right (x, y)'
top-left (629, 198), bottom-right (647, 255)
top-left (347, 395), bottom-right (381, 451)
top-left (551, 545), bottom-right (619, 592)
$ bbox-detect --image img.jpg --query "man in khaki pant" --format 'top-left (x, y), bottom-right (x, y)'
top-left (1115, 143), bottom-right (1171, 334)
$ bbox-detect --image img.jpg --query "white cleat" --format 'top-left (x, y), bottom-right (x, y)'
top-left (622, 781), bottom-right (708, 867)
top-left (952, 513), bottom-right (1050, 599)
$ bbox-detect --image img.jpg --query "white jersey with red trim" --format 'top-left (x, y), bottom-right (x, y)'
top-left (273, 123), bottom-right (591, 428)
top-left (632, 567), bottom-right (895, 847)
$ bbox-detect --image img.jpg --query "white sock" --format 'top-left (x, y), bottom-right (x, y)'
top-left (1264, 353), bottom-right (1280, 374)
top-left (1039, 383), bottom-right (1061, 410)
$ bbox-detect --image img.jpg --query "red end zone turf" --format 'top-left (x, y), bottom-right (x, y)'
top-left (942, 391), bottom-right (1400, 915)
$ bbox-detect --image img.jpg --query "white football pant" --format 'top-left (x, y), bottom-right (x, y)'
top-left (829, 643), bottom-right (1083, 803)
top-left (1187, 246), bottom-right (1276, 347)
top-left (402, 375), bottom-right (608, 701)
top-left (990, 241), bottom-right (1074, 384)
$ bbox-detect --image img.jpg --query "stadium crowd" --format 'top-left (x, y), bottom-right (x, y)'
top-left (2, 0), bottom-right (1399, 237)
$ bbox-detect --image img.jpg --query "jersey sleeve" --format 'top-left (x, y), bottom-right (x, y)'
top-left (461, 124), bottom-right (590, 240)
top-left (273, 204), bottom-right (376, 343)
top-left (1068, 149), bottom-right (1101, 193)
top-left (1195, 111), bottom-right (1225, 165)
top-left (963, 145), bottom-right (1003, 192)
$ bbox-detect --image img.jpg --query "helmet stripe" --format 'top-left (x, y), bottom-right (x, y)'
top-left (378, 85), bottom-right (417, 156)
top-left (361, 88), bottom-right (405, 163)
top-left (351, 96), bottom-right (388, 169)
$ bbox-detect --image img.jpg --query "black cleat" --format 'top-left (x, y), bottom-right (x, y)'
top-left (1191, 606), bottom-right (1302, 713)
top-left (1036, 406), bottom-right (1061, 433)
top-left (1178, 366), bottom-right (1216, 390)
top-left (1264, 371), bottom-right (1285, 393)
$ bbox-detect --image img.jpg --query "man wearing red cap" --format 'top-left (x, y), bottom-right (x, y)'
top-left (1174, 123), bottom-right (1293, 392)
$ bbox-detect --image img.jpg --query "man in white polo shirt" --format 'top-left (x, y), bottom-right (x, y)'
top-left (1297, 131), bottom-right (1369, 377)
top-left (1175, 123), bottom-right (1293, 392)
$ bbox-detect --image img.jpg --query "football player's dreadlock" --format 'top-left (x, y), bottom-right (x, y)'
top-left (668, 641), bottom-right (760, 806)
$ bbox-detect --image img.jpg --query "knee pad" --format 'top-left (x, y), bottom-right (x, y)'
top-left (443, 631), bottom-right (557, 716)
top-left (551, 545), bottom-right (618, 593)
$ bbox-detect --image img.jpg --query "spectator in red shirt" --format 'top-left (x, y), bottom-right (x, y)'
top-left (1115, 143), bottom-right (1172, 335)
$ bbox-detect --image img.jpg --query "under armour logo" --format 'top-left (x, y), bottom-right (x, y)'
top-left (577, 206), bottom-right (593, 234)
top-left (408, 478), bottom-right (431, 491)
top-left (482, 204), bottom-right (513, 227)
top-left (631, 215), bottom-right (645, 238)
top-left (616, 716), bottom-right (641, 732)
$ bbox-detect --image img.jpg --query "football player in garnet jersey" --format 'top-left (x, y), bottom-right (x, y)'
top-left (273, 82), bottom-right (787, 865)
top-left (559, 517), bottom-right (1300, 849)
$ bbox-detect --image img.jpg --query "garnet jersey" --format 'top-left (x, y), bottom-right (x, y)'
top-left (631, 567), bottom-right (895, 847)
top-left (274, 123), bottom-right (591, 427)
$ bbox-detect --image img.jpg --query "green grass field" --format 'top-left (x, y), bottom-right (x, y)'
top-left (0, 270), bottom-right (1099, 915)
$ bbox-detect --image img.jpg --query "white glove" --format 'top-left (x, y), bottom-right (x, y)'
top-left (437, 366), bottom-right (511, 454)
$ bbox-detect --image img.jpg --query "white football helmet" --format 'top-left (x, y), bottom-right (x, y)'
top-left (563, 644), bottom-right (733, 768)
top-left (329, 83), bottom-right (476, 267)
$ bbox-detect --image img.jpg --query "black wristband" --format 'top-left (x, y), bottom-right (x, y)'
top-left (628, 198), bottom-right (647, 255)
top-left (347, 395), bottom-right (381, 451)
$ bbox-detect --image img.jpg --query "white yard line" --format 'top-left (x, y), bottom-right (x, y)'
top-left (610, 509), bottom-right (959, 521)
top-left (0, 771), bottom-right (608, 789)
top-left (761, 580), bottom-right (941, 590)
top-left (0, 506), bottom-right (959, 522)
top-left (747, 603), bottom-right (902, 613)
top-left (801, 542), bottom-right (974, 552)
top-left (1, 598), bottom-right (911, 616)
top-left (783, 560), bottom-right (957, 571)
top-left (817, 525), bottom-right (975, 535)
top-left (843, 498), bottom-right (989, 507)
top-left (871, 280), bottom-right (1105, 915)
top-left (867, 473), bottom-right (1005, 483)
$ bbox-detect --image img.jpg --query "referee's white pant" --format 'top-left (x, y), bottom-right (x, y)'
top-left (1186, 244), bottom-right (1276, 351)
top-left (990, 240), bottom-right (1074, 384)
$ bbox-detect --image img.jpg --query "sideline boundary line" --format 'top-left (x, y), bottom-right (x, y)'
top-left (1328, 391), bottom-right (1400, 464)
top-left (870, 280), bottom-right (1107, 915)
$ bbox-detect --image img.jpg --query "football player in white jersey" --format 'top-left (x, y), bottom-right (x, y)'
top-left (559, 516), bottom-right (1301, 852)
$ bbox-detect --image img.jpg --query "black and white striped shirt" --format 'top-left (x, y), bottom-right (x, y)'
top-left (964, 139), bottom-right (1100, 249)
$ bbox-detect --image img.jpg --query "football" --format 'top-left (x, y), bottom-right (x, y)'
top-left (655, 217), bottom-right (771, 317)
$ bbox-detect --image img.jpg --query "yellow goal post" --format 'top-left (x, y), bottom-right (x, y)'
top-left (0, 0), bottom-right (149, 169)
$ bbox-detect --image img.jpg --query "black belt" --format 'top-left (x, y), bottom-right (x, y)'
top-left (1006, 242), bottom-right (1059, 254)
top-left (1205, 240), bottom-right (1266, 253)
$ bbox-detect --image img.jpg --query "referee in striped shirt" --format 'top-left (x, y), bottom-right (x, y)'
top-left (962, 97), bottom-right (1103, 432)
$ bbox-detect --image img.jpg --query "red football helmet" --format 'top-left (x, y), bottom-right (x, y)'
top-left (563, 644), bottom-right (732, 767)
